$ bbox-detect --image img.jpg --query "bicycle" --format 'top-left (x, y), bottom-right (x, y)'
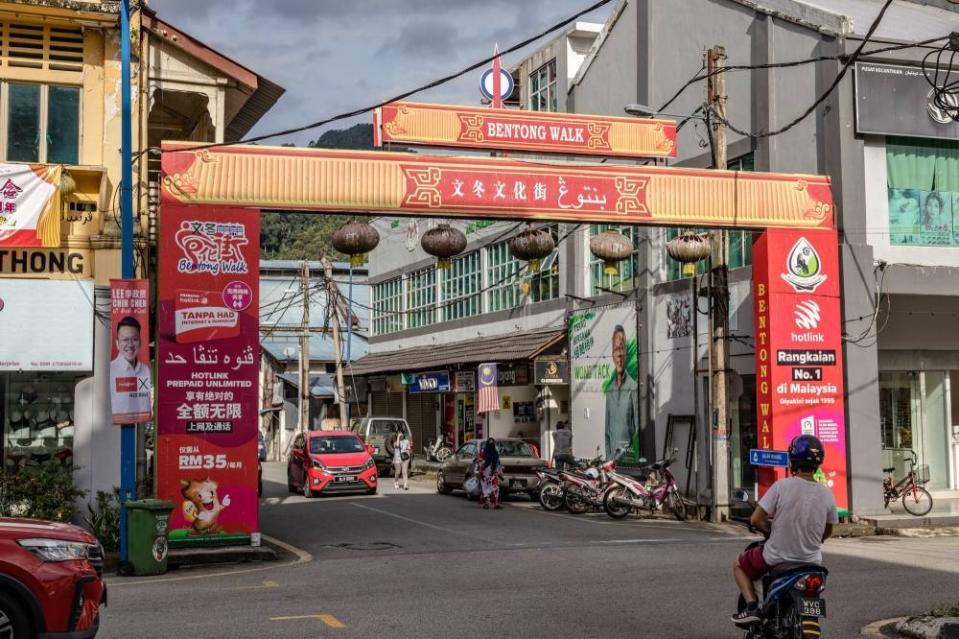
top-left (882, 450), bottom-right (933, 516)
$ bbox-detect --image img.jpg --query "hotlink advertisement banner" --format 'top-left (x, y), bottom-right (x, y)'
top-left (569, 302), bottom-right (639, 460)
top-left (753, 228), bottom-right (849, 515)
top-left (157, 206), bottom-right (260, 545)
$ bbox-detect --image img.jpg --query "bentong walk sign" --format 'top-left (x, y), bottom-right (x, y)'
top-left (374, 101), bottom-right (678, 159)
top-left (159, 100), bottom-right (849, 534)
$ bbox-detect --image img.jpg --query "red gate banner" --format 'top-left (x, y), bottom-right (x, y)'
top-left (374, 101), bottom-right (677, 159)
top-left (157, 205), bottom-right (260, 544)
top-left (753, 228), bottom-right (848, 515)
top-left (161, 143), bottom-right (834, 231)
top-left (110, 279), bottom-right (152, 424)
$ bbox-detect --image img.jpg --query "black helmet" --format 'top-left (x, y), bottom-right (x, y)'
top-left (788, 434), bottom-right (825, 471)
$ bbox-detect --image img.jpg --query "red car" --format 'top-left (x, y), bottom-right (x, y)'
top-left (0, 517), bottom-right (106, 638)
top-left (287, 430), bottom-right (378, 497)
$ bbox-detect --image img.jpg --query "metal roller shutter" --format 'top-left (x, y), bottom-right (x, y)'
top-left (405, 394), bottom-right (436, 454)
top-left (371, 391), bottom-right (405, 418)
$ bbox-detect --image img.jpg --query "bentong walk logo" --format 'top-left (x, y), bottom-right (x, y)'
top-left (175, 220), bottom-right (250, 276)
top-left (781, 237), bottom-right (827, 292)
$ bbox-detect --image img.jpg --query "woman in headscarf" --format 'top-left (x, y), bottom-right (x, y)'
top-left (477, 437), bottom-right (503, 509)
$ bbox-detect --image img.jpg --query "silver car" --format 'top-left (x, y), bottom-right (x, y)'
top-left (436, 438), bottom-right (546, 500)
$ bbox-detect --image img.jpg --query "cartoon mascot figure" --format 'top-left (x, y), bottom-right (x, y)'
top-left (180, 478), bottom-right (230, 535)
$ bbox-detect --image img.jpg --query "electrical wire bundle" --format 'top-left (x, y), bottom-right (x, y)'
top-left (922, 33), bottom-right (959, 123)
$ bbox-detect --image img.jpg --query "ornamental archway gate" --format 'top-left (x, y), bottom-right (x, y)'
top-left (158, 102), bottom-right (844, 546)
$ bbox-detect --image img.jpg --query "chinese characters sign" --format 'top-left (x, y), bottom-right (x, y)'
top-left (157, 205), bottom-right (260, 545)
top-left (110, 279), bottom-right (152, 424)
top-left (161, 144), bottom-right (835, 231)
top-left (0, 163), bottom-right (62, 247)
top-left (753, 229), bottom-right (848, 515)
top-left (374, 102), bottom-right (677, 159)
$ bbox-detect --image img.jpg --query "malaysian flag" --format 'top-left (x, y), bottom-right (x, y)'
top-left (477, 363), bottom-right (499, 413)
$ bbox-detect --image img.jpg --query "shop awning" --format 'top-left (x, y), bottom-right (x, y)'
top-left (277, 373), bottom-right (367, 399)
top-left (348, 326), bottom-right (565, 376)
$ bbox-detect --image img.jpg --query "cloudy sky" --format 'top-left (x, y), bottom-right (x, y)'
top-left (149, 0), bottom-right (613, 146)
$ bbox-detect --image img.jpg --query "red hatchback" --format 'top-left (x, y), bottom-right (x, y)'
top-left (0, 517), bottom-right (106, 638)
top-left (287, 431), bottom-right (378, 497)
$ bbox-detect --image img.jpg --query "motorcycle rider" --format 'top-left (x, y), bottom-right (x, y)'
top-left (730, 434), bottom-right (838, 626)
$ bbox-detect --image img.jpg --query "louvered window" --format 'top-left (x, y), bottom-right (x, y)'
top-left (1, 22), bottom-right (83, 74)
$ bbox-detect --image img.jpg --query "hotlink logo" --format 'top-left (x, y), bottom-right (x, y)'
top-left (794, 300), bottom-right (821, 330)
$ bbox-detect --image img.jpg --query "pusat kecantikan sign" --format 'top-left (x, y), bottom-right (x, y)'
top-left (374, 102), bottom-right (677, 159)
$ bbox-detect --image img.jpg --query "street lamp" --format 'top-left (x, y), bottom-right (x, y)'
top-left (623, 103), bottom-right (706, 120)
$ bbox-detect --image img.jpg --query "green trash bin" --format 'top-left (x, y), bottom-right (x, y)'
top-left (126, 499), bottom-right (174, 576)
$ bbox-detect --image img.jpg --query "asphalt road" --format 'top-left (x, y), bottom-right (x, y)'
top-left (97, 463), bottom-right (959, 638)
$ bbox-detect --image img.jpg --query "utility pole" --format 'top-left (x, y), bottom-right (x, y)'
top-left (322, 258), bottom-right (349, 429)
top-left (707, 45), bottom-right (730, 523)
top-left (299, 261), bottom-right (310, 433)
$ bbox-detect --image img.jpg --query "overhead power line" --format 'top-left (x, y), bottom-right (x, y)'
top-left (165, 0), bottom-right (615, 153)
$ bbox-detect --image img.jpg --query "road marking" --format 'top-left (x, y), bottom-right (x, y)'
top-left (233, 579), bottom-right (280, 591)
top-left (270, 614), bottom-right (346, 628)
top-left (351, 503), bottom-right (462, 535)
top-left (594, 536), bottom-right (739, 545)
top-left (861, 617), bottom-right (906, 638)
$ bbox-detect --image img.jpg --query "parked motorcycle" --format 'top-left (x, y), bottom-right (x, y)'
top-left (534, 468), bottom-right (567, 511)
top-left (424, 437), bottom-right (453, 463)
top-left (562, 449), bottom-right (624, 515)
top-left (603, 450), bottom-right (687, 521)
top-left (732, 489), bottom-right (829, 639)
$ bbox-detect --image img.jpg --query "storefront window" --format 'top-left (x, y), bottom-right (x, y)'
top-left (886, 137), bottom-right (959, 247)
top-left (406, 266), bottom-right (435, 329)
top-left (2, 373), bottom-right (78, 472)
top-left (441, 252), bottom-right (480, 321)
top-left (879, 370), bottom-right (952, 490)
top-left (372, 277), bottom-right (403, 335)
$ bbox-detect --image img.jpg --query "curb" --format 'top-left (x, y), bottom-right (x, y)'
top-left (877, 526), bottom-right (959, 538)
top-left (168, 544), bottom-right (278, 569)
top-left (862, 618), bottom-right (907, 638)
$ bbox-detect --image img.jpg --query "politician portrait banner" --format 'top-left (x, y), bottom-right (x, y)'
top-left (110, 279), bottom-right (152, 424)
top-left (569, 302), bottom-right (639, 460)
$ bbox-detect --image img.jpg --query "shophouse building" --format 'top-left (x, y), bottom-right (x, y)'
top-left (0, 0), bottom-right (281, 508)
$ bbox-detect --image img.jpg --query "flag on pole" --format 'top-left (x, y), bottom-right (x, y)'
top-left (477, 363), bottom-right (499, 413)
top-left (491, 44), bottom-right (503, 109)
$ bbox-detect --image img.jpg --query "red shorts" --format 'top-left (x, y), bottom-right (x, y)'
top-left (737, 545), bottom-right (771, 581)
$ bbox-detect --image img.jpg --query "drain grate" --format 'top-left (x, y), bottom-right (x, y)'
top-left (326, 542), bottom-right (400, 551)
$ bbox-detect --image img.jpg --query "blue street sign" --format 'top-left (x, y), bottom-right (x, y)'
top-left (749, 449), bottom-right (790, 468)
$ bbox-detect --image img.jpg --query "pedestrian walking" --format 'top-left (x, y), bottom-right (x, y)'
top-left (392, 429), bottom-right (410, 490)
top-left (552, 421), bottom-right (574, 470)
top-left (478, 437), bottom-right (503, 509)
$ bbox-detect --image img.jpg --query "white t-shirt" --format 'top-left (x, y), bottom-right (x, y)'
top-left (759, 476), bottom-right (839, 566)
top-left (109, 355), bottom-right (152, 421)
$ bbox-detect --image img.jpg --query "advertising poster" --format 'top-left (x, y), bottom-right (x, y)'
top-left (110, 279), bottom-right (152, 424)
top-left (569, 302), bottom-right (640, 460)
top-left (753, 229), bottom-right (849, 515)
top-left (157, 205), bottom-right (260, 545)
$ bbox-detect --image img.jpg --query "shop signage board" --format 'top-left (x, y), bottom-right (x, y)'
top-left (157, 205), bottom-right (260, 546)
top-left (407, 370), bottom-right (451, 394)
top-left (454, 370), bottom-right (476, 393)
top-left (569, 302), bottom-right (640, 460)
top-left (0, 248), bottom-right (91, 278)
top-left (374, 102), bottom-right (677, 159)
top-left (854, 62), bottom-right (959, 141)
top-left (0, 163), bottom-right (63, 247)
top-left (534, 359), bottom-right (568, 385)
top-left (753, 228), bottom-right (849, 515)
top-left (161, 144), bottom-right (834, 231)
top-left (109, 279), bottom-right (152, 424)
top-left (0, 278), bottom-right (93, 371)
top-left (497, 362), bottom-right (530, 387)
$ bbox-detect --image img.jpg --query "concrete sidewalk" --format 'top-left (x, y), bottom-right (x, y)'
top-left (861, 497), bottom-right (959, 530)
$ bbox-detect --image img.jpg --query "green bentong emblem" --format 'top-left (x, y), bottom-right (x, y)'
top-left (781, 237), bottom-right (827, 292)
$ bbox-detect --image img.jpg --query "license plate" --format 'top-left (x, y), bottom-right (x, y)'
top-left (510, 479), bottom-right (527, 488)
top-left (799, 597), bottom-right (826, 617)
top-left (335, 475), bottom-right (357, 483)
